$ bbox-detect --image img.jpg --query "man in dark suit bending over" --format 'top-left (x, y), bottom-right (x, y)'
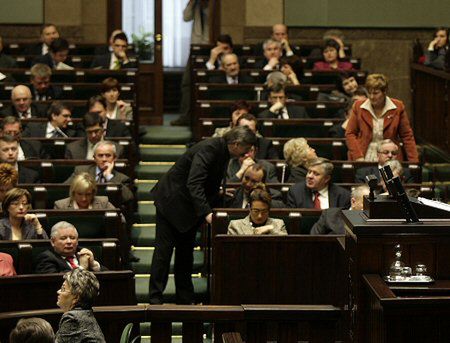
top-left (287, 157), bottom-right (350, 209)
top-left (149, 126), bottom-right (256, 304)
top-left (34, 221), bottom-right (104, 273)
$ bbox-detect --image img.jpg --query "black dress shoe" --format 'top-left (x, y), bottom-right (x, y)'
top-left (170, 115), bottom-right (190, 126)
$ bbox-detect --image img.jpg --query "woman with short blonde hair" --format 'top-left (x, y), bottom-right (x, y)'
top-left (283, 138), bottom-right (317, 183)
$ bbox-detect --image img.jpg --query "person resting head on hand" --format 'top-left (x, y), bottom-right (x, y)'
top-left (227, 184), bottom-right (287, 235)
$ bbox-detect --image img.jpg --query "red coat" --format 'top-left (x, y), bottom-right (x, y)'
top-left (345, 98), bottom-right (419, 162)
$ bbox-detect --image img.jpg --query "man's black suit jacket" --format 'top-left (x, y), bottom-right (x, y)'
top-left (31, 53), bottom-right (56, 69)
top-left (208, 72), bottom-right (254, 84)
top-left (34, 248), bottom-right (107, 274)
top-left (151, 137), bottom-right (230, 233)
top-left (23, 122), bottom-right (76, 138)
top-left (310, 207), bottom-right (345, 234)
top-left (287, 181), bottom-right (351, 209)
top-left (0, 103), bottom-right (47, 118)
top-left (90, 54), bottom-right (137, 69)
top-left (256, 136), bottom-right (279, 159)
top-left (257, 104), bottom-right (309, 119)
top-left (24, 43), bottom-right (46, 56)
top-left (30, 84), bottom-right (63, 101)
top-left (20, 140), bottom-right (42, 159)
top-left (224, 186), bottom-right (285, 208)
top-left (355, 166), bottom-right (416, 184)
top-left (18, 165), bottom-right (40, 183)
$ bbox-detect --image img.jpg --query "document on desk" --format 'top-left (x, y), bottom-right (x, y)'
top-left (418, 197), bottom-right (450, 212)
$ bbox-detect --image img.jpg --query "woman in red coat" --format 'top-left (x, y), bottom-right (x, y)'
top-left (345, 74), bottom-right (419, 162)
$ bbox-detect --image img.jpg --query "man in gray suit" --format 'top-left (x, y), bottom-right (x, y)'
top-left (287, 157), bottom-right (350, 209)
top-left (310, 185), bottom-right (370, 235)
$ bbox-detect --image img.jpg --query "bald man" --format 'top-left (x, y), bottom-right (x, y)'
top-left (0, 85), bottom-right (47, 119)
top-left (271, 24), bottom-right (294, 57)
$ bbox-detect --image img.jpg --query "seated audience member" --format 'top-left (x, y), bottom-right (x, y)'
top-left (208, 53), bottom-right (253, 84)
top-left (283, 138), bottom-right (317, 183)
top-left (91, 32), bottom-right (136, 69)
top-left (29, 63), bottom-right (62, 101)
top-left (237, 113), bottom-right (279, 159)
top-left (0, 135), bottom-right (40, 183)
top-left (258, 84), bottom-right (308, 119)
top-left (280, 55), bottom-right (302, 85)
top-left (0, 85), bottom-right (47, 118)
top-left (95, 29), bottom-right (124, 55)
top-left (0, 116), bottom-right (42, 159)
top-left (0, 188), bottom-right (47, 240)
top-left (55, 269), bottom-right (106, 342)
top-left (213, 100), bottom-right (252, 137)
top-left (224, 163), bottom-right (284, 208)
top-left (378, 159), bottom-right (410, 195)
top-left (9, 317), bottom-right (54, 343)
top-left (25, 24), bottom-right (60, 55)
top-left (328, 100), bottom-right (354, 138)
top-left (227, 184), bottom-right (287, 235)
top-left (227, 145), bottom-right (278, 183)
top-left (345, 74), bottom-right (419, 162)
top-left (255, 39), bottom-right (282, 70)
top-left (35, 221), bottom-right (105, 273)
top-left (32, 38), bottom-right (72, 70)
top-left (88, 95), bottom-right (131, 137)
top-left (0, 252), bottom-right (17, 276)
top-left (23, 101), bottom-right (75, 138)
top-left (309, 29), bottom-right (348, 59)
top-left (54, 172), bottom-right (116, 210)
top-left (310, 185), bottom-right (370, 235)
top-left (265, 70), bottom-right (287, 88)
top-left (287, 157), bottom-right (351, 209)
top-left (101, 77), bottom-right (133, 120)
top-left (65, 140), bottom-right (134, 204)
top-left (355, 139), bottom-right (415, 184)
top-left (270, 24), bottom-right (295, 57)
top-left (320, 73), bottom-right (365, 103)
top-left (313, 39), bottom-right (353, 71)
top-left (424, 27), bottom-right (449, 70)
top-left (206, 34), bottom-right (233, 70)
top-left (0, 36), bottom-right (17, 68)
top-left (0, 163), bottom-right (18, 206)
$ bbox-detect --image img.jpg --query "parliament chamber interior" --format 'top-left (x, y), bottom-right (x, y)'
top-left (1, 0), bottom-right (450, 342)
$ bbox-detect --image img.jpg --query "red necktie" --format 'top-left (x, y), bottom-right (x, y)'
top-left (313, 191), bottom-right (321, 209)
top-left (66, 256), bottom-right (78, 269)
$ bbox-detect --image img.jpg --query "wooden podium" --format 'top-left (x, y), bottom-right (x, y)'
top-left (342, 206), bottom-right (450, 342)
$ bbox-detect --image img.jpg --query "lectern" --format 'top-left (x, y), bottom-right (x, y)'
top-left (343, 194), bottom-right (450, 342)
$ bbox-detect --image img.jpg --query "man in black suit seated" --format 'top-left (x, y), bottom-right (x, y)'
top-left (34, 221), bottom-right (105, 273)
top-left (254, 38), bottom-right (282, 70)
top-left (224, 163), bottom-right (284, 208)
top-left (0, 135), bottom-right (39, 183)
top-left (236, 113), bottom-right (279, 159)
top-left (0, 116), bottom-right (42, 159)
top-left (287, 157), bottom-right (350, 209)
top-left (23, 101), bottom-right (76, 138)
top-left (65, 112), bottom-right (123, 160)
top-left (257, 84), bottom-right (308, 119)
top-left (32, 38), bottom-right (72, 70)
top-left (29, 63), bottom-right (62, 101)
top-left (208, 53), bottom-right (253, 84)
top-left (24, 24), bottom-right (60, 56)
top-left (0, 36), bottom-right (17, 68)
top-left (354, 139), bottom-right (416, 184)
top-left (0, 85), bottom-right (47, 119)
top-left (205, 34), bottom-right (233, 70)
top-left (310, 185), bottom-right (370, 234)
top-left (90, 32), bottom-right (136, 69)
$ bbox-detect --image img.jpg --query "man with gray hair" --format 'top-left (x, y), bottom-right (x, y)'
top-left (287, 157), bottom-right (351, 209)
top-left (29, 63), bottom-right (62, 101)
top-left (310, 185), bottom-right (370, 234)
top-left (149, 126), bottom-right (257, 305)
top-left (355, 139), bottom-right (415, 183)
top-left (255, 39), bottom-right (282, 70)
top-left (34, 221), bottom-right (104, 273)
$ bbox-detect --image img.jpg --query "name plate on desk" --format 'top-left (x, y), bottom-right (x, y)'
top-left (384, 275), bottom-right (434, 283)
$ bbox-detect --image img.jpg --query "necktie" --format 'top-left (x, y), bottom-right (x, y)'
top-left (313, 191), bottom-right (321, 209)
top-left (113, 60), bottom-right (121, 70)
top-left (66, 256), bottom-right (78, 269)
top-left (51, 130), bottom-right (61, 138)
top-left (97, 171), bottom-right (105, 183)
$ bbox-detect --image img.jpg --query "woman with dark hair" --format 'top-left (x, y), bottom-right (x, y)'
top-left (227, 184), bottom-right (287, 235)
top-left (313, 39), bottom-right (353, 71)
top-left (100, 77), bottom-right (133, 121)
top-left (0, 188), bottom-right (47, 240)
top-left (56, 268), bottom-right (105, 342)
top-left (424, 27), bottom-right (449, 70)
top-left (213, 100), bottom-right (253, 137)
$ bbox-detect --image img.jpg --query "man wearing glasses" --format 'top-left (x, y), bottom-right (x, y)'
top-left (355, 139), bottom-right (416, 183)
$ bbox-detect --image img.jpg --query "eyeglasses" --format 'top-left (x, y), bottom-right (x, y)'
top-left (250, 208), bottom-right (269, 215)
top-left (380, 150), bottom-right (399, 155)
